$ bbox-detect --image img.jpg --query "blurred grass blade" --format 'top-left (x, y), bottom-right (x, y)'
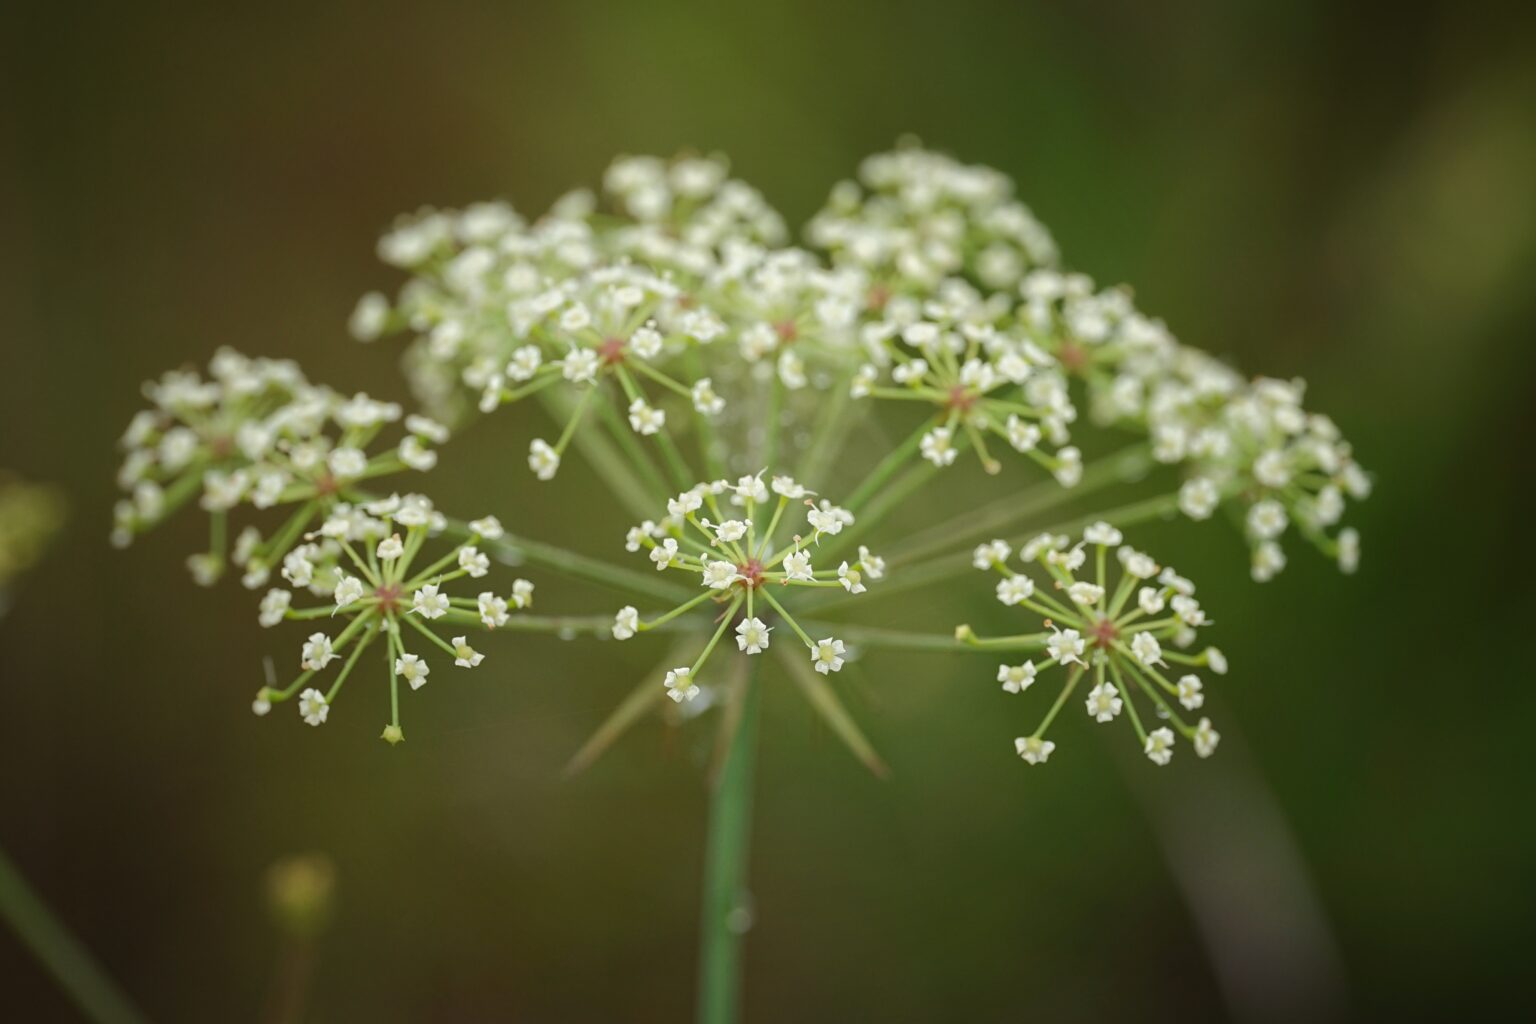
top-left (563, 637), bottom-right (700, 777)
top-left (0, 846), bottom-right (147, 1024)
top-left (775, 645), bottom-right (889, 778)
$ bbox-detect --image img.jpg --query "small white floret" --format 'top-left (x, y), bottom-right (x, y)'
top-left (412, 584), bottom-right (449, 619)
top-left (301, 633), bottom-right (337, 672)
top-left (1046, 628), bottom-right (1085, 666)
top-left (812, 637), bottom-right (846, 674)
top-left (395, 653), bottom-right (431, 690)
top-left (298, 688), bottom-right (329, 726)
top-left (997, 663), bottom-right (1036, 694)
top-left (1015, 736), bottom-right (1055, 765)
top-left (665, 667), bottom-right (700, 703)
top-left (735, 617), bottom-right (772, 654)
top-left (1085, 682), bottom-right (1123, 723)
top-left (1144, 727), bottom-right (1175, 766)
top-left (1177, 675), bottom-right (1205, 710)
top-left (452, 637), bottom-right (484, 668)
top-left (1130, 632), bottom-right (1165, 667)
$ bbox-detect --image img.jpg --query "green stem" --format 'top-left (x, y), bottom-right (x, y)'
top-left (757, 588), bottom-right (813, 648)
top-left (401, 613), bottom-right (458, 657)
top-left (436, 515), bottom-right (692, 605)
top-left (593, 382), bottom-right (674, 502)
top-left (696, 663), bottom-right (761, 1024)
top-left (692, 595), bottom-right (743, 675)
top-left (681, 350), bottom-right (729, 480)
top-left (536, 387), bottom-right (655, 520)
top-left (0, 846), bottom-right (147, 1024)
top-left (888, 443), bottom-right (1152, 567)
top-left (208, 509), bottom-right (226, 562)
top-left (614, 364), bottom-right (697, 489)
top-left (950, 627), bottom-right (1053, 652)
top-left (800, 621), bottom-right (1031, 653)
top-left (1034, 665), bottom-right (1086, 738)
top-left (842, 420), bottom-right (927, 512)
top-left (325, 620), bottom-right (378, 702)
top-left (819, 460), bottom-right (937, 562)
top-left (1010, 492), bottom-right (1183, 551)
top-left (761, 375), bottom-right (783, 471)
top-left (642, 591), bottom-right (717, 631)
top-left (811, 490), bottom-right (1183, 612)
top-left (1108, 658), bottom-right (1149, 743)
top-left (140, 464), bottom-right (208, 528)
top-left (283, 605), bottom-right (343, 621)
top-left (257, 501), bottom-right (319, 565)
top-left (795, 383), bottom-right (853, 489)
top-left (656, 428), bottom-right (700, 492)
top-left (388, 627), bottom-right (402, 733)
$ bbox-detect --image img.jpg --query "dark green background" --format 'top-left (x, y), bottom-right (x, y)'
top-left (3, 2), bottom-right (1533, 1020)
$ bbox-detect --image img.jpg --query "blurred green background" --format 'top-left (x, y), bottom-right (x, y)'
top-left (3, 1), bottom-right (1534, 1020)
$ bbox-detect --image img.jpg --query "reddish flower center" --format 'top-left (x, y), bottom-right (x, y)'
top-left (946, 385), bottom-right (977, 413)
top-left (1091, 617), bottom-right (1119, 649)
top-left (736, 559), bottom-right (765, 589)
top-left (598, 337), bottom-right (627, 365)
top-left (774, 320), bottom-right (799, 344)
top-left (1058, 341), bottom-right (1088, 373)
top-left (374, 584), bottom-right (403, 612)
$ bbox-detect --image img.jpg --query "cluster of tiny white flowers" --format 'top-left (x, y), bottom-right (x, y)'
top-left (354, 146), bottom-right (1366, 583)
top-left (846, 279), bottom-right (1079, 480)
top-left (1180, 377), bottom-right (1369, 581)
top-left (1002, 270), bottom-right (1369, 578)
top-left (703, 246), bottom-right (872, 393)
top-left (248, 497), bottom-right (531, 743)
top-left (355, 159), bottom-right (886, 485)
top-left (114, 143), bottom-right (1370, 767)
top-left (362, 228), bottom-right (731, 479)
top-left (807, 142), bottom-right (1059, 291)
top-left (602, 153), bottom-right (788, 255)
top-left (114, 348), bottom-right (445, 586)
top-left (615, 472), bottom-right (876, 702)
top-left (350, 156), bottom-right (788, 461)
top-left (961, 523), bottom-right (1226, 766)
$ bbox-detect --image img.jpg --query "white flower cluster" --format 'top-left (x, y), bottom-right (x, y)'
top-left (349, 157), bottom-right (787, 471)
top-left (114, 348), bottom-right (445, 585)
top-left (1179, 378), bottom-right (1368, 581)
top-left (356, 155), bottom-right (1083, 494)
top-left (601, 153), bottom-right (788, 254)
top-left (113, 144), bottom-right (1371, 763)
top-left (999, 271), bottom-right (1370, 578)
top-left (807, 143), bottom-right (1060, 291)
top-left (614, 472), bottom-right (877, 702)
top-left (354, 147), bottom-right (1365, 584)
top-left (249, 497), bottom-right (531, 742)
top-left (846, 278), bottom-right (1079, 479)
top-left (703, 246), bottom-right (869, 392)
top-left (964, 523), bottom-right (1225, 766)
